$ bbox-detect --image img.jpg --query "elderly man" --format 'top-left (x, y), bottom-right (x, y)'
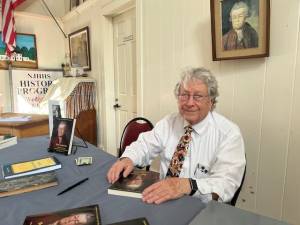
top-left (107, 67), bottom-right (246, 204)
top-left (223, 1), bottom-right (258, 50)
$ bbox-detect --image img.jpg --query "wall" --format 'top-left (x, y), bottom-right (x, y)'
top-left (0, 12), bottom-right (66, 111)
top-left (140, 0), bottom-right (300, 225)
top-left (18, 0), bottom-right (299, 224)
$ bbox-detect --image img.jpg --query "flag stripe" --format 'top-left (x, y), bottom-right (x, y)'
top-left (1, 0), bottom-right (24, 56)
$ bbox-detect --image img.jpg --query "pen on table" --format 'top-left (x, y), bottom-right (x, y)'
top-left (57, 177), bottom-right (89, 196)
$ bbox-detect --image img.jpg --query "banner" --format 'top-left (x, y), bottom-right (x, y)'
top-left (11, 69), bottom-right (63, 113)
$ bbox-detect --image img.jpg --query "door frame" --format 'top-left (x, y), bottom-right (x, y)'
top-left (101, 0), bottom-right (143, 156)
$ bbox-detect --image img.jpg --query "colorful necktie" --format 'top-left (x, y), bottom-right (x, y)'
top-left (166, 125), bottom-right (193, 177)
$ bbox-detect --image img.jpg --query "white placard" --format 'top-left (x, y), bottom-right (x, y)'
top-left (11, 69), bottom-right (63, 113)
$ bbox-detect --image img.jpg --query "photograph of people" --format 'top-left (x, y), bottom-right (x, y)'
top-left (52, 105), bottom-right (61, 120)
top-left (49, 121), bottom-right (70, 149)
top-left (107, 67), bottom-right (246, 204)
top-left (222, 1), bottom-right (258, 50)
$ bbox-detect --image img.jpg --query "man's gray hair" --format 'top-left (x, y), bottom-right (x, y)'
top-left (174, 67), bottom-right (219, 109)
top-left (230, 1), bottom-right (250, 18)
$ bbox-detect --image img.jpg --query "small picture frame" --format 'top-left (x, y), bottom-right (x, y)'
top-left (68, 26), bottom-right (91, 71)
top-left (70, 0), bottom-right (79, 11)
top-left (210, 0), bottom-right (270, 60)
top-left (48, 100), bottom-right (65, 137)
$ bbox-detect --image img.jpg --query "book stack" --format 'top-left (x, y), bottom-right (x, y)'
top-left (0, 134), bottom-right (17, 150)
top-left (0, 156), bottom-right (61, 197)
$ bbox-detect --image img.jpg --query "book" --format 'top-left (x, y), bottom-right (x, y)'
top-left (48, 117), bottom-right (76, 155)
top-left (108, 170), bottom-right (160, 198)
top-left (0, 134), bottom-right (17, 150)
top-left (23, 204), bottom-right (102, 225)
top-left (108, 217), bottom-right (150, 225)
top-left (2, 156), bottom-right (61, 179)
top-left (0, 172), bottom-right (58, 197)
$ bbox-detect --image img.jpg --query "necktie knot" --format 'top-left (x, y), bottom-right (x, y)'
top-left (184, 125), bottom-right (193, 134)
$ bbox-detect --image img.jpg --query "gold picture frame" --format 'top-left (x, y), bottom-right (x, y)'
top-left (68, 26), bottom-right (91, 71)
top-left (210, 0), bottom-right (270, 61)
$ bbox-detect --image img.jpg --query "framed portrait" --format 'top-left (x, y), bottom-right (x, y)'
top-left (210, 0), bottom-right (270, 60)
top-left (68, 26), bottom-right (91, 71)
top-left (48, 100), bottom-right (66, 137)
top-left (70, 0), bottom-right (79, 11)
top-left (0, 33), bottom-right (38, 69)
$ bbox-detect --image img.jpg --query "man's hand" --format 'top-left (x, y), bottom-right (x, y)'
top-left (107, 157), bottom-right (134, 184)
top-left (142, 178), bottom-right (191, 204)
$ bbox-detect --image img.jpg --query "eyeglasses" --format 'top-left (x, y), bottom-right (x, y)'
top-left (178, 93), bottom-right (209, 102)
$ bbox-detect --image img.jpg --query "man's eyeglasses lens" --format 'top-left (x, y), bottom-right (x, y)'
top-left (178, 94), bottom-right (208, 102)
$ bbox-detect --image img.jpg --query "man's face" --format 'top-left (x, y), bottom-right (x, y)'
top-left (177, 80), bottom-right (212, 125)
top-left (231, 8), bottom-right (247, 30)
top-left (59, 213), bottom-right (89, 225)
top-left (57, 123), bottom-right (66, 137)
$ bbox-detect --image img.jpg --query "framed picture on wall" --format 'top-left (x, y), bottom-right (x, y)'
top-left (68, 26), bottom-right (91, 71)
top-left (70, 0), bottom-right (79, 11)
top-left (0, 33), bottom-right (38, 69)
top-left (210, 0), bottom-right (270, 61)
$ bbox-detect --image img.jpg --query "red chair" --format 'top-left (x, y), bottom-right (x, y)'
top-left (118, 117), bottom-right (154, 171)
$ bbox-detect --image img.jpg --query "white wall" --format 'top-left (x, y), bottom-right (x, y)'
top-left (0, 12), bottom-right (65, 111)
top-left (4, 0), bottom-right (299, 224)
top-left (140, 0), bottom-right (300, 225)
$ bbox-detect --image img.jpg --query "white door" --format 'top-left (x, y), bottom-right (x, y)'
top-left (113, 8), bottom-right (137, 147)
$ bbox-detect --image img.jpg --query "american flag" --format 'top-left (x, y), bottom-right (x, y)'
top-left (1, 0), bottom-right (25, 56)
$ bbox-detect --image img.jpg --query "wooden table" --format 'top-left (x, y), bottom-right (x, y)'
top-left (0, 113), bottom-right (49, 138)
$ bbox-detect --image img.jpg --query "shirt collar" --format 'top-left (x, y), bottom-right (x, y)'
top-left (183, 112), bottom-right (212, 135)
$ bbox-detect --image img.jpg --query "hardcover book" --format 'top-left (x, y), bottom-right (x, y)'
top-left (2, 156), bottom-right (61, 179)
top-left (23, 204), bottom-right (101, 225)
top-left (0, 172), bottom-right (58, 197)
top-left (108, 217), bottom-right (150, 225)
top-left (48, 117), bottom-right (76, 155)
top-left (108, 170), bottom-right (160, 198)
top-left (0, 134), bottom-right (17, 150)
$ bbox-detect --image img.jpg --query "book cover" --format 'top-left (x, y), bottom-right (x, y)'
top-left (48, 117), bottom-right (76, 155)
top-left (108, 170), bottom-right (160, 198)
top-left (2, 156), bottom-right (61, 179)
top-left (23, 204), bottom-right (101, 225)
top-left (0, 171), bottom-right (58, 197)
top-left (108, 217), bottom-right (150, 225)
top-left (0, 134), bottom-right (17, 150)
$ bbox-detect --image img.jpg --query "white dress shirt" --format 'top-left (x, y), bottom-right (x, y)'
top-left (122, 111), bottom-right (246, 203)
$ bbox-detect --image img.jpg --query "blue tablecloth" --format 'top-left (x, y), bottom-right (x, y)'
top-left (0, 136), bottom-right (206, 225)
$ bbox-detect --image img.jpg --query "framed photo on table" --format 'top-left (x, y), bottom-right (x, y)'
top-left (210, 0), bottom-right (270, 61)
top-left (68, 26), bottom-right (91, 71)
top-left (70, 0), bottom-right (79, 11)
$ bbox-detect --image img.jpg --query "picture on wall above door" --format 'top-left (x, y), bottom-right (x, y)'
top-left (210, 0), bottom-right (270, 60)
top-left (70, 0), bottom-right (79, 11)
top-left (0, 33), bottom-right (38, 69)
top-left (68, 26), bottom-right (91, 71)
